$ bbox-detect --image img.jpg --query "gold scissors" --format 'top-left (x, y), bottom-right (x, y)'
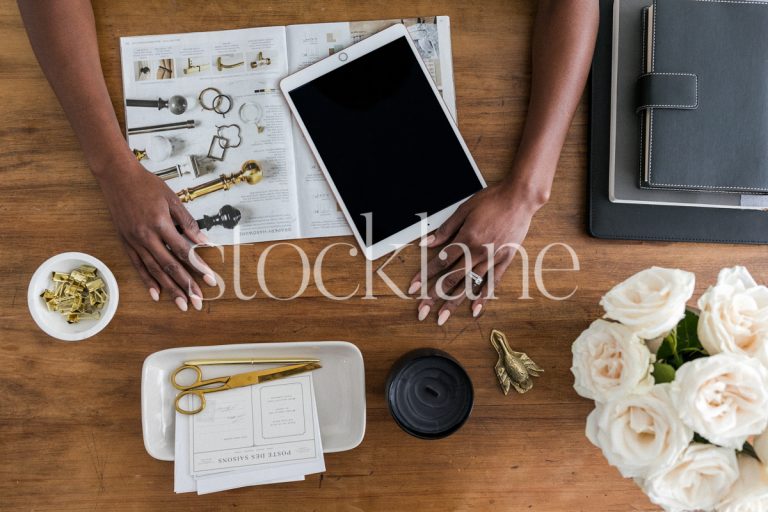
top-left (171, 362), bottom-right (322, 415)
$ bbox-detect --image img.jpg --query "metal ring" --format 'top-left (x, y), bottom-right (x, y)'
top-left (198, 87), bottom-right (223, 111)
top-left (469, 271), bottom-right (484, 287)
top-left (216, 124), bottom-right (241, 148)
top-left (212, 94), bottom-right (232, 116)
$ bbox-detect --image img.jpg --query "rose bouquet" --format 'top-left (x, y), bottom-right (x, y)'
top-left (572, 266), bottom-right (768, 512)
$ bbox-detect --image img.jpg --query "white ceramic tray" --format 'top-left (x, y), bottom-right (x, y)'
top-left (141, 341), bottom-right (366, 460)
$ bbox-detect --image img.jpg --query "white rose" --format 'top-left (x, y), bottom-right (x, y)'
top-left (670, 353), bottom-right (768, 449)
top-left (698, 266), bottom-right (768, 369)
top-left (717, 454), bottom-right (768, 512)
top-left (571, 319), bottom-right (655, 403)
top-left (585, 384), bottom-right (692, 478)
top-left (600, 267), bottom-right (695, 339)
top-left (642, 443), bottom-right (739, 512)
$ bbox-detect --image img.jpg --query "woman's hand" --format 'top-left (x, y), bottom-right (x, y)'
top-left (402, 0), bottom-right (598, 326)
top-left (18, 1), bottom-right (219, 311)
top-left (408, 179), bottom-right (547, 325)
top-left (96, 158), bottom-right (216, 311)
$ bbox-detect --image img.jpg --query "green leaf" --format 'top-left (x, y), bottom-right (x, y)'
top-left (693, 433), bottom-right (711, 444)
top-left (741, 441), bottom-right (761, 462)
top-left (657, 330), bottom-right (683, 368)
top-left (678, 347), bottom-right (706, 353)
top-left (653, 362), bottom-right (676, 384)
top-left (677, 310), bottom-right (704, 354)
top-left (656, 310), bottom-right (709, 369)
top-left (657, 334), bottom-right (676, 361)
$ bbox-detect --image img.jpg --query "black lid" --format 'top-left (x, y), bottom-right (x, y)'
top-left (385, 348), bottom-right (474, 440)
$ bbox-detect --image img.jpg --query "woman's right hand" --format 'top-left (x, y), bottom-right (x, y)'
top-left (96, 157), bottom-right (216, 311)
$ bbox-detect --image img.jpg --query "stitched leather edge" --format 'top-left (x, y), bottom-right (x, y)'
top-left (647, 0), bottom-right (768, 192)
top-left (636, 72), bottom-right (698, 110)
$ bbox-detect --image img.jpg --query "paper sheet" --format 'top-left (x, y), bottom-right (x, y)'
top-left (174, 373), bottom-right (324, 494)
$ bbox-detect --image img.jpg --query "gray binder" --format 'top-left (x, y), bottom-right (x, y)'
top-left (589, 0), bottom-right (768, 244)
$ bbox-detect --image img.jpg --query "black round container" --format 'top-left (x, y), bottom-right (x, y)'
top-left (385, 348), bottom-right (474, 439)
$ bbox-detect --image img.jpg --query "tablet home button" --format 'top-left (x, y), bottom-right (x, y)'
top-left (338, 52), bottom-right (348, 62)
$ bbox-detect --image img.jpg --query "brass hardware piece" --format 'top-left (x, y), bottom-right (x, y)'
top-left (183, 358), bottom-right (320, 366)
top-left (40, 265), bottom-right (108, 323)
top-left (250, 51), bottom-right (272, 68)
top-left (176, 160), bottom-right (262, 203)
top-left (216, 56), bottom-right (244, 71)
top-left (183, 57), bottom-right (209, 75)
top-left (490, 329), bottom-right (543, 395)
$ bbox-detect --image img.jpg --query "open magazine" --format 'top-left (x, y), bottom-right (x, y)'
top-left (119, 16), bottom-right (455, 245)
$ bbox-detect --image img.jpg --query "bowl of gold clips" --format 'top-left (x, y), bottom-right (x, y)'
top-left (27, 252), bottom-right (119, 341)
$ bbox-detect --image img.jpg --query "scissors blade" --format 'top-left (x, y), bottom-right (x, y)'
top-left (227, 362), bottom-right (322, 388)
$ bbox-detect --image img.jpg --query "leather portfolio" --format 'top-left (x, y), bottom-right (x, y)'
top-left (589, 0), bottom-right (768, 244)
top-left (638, 0), bottom-right (768, 193)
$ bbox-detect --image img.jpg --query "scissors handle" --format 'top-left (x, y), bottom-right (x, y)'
top-left (174, 389), bottom-right (206, 415)
top-left (171, 364), bottom-right (230, 391)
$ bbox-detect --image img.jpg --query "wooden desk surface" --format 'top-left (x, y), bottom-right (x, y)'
top-left (1, 1), bottom-right (764, 510)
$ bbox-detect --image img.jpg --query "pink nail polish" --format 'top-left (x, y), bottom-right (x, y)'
top-left (419, 234), bottom-right (436, 247)
top-left (437, 310), bottom-right (451, 326)
top-left (418, 305), bottom-right (430, 321)
top-left (149, 288), bottom-right (159, 302)
top-left (198, 232), bottom-right (210, 245)
top-left (189, 294), bottom-right (203, 311)
top-left (408, 281), bottom-right (421, 295)
top-left (472, 304), bottom-right (483, 318)
top-left (175, 296), bottom-right (188, 312)
top-left (203, 274), bottom-right (217, 287)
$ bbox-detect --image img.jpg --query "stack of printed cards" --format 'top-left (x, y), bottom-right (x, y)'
top-left (174, 373), bottom-right (325, 494)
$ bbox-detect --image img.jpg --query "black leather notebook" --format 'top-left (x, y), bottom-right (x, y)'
top-left (589, 0), bottom-right (768, 244)
top-left (639, 0), bottom-right (768, 193)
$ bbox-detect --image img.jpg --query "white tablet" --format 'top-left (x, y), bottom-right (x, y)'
top-left (280, 23), bottom-right (486, 260)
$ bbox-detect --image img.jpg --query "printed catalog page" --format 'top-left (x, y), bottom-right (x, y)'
top-left (120, 26), bottom-right (301, 245)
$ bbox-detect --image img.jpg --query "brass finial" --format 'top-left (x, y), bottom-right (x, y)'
top-left (176, 160), bottom-right (262, 203)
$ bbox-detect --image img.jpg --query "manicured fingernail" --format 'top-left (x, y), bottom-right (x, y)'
top-left (203, 274), bottom-right (217, 287)
top-left (408, 281), bottom-right (420, 295)
top-left (472, 303), bottom-right (483, 318)
top-left (437, 310), bottom-right (451, 326)
top-left (198, 232), bottom-right (210, 245)
top-left (419, 235), bottom-right (436, 247)
top-left (149, 288), bottom-right (159, 302)
top-left (189, 294), bottom-right (203, 311)
top-left (175, 296), bottom-right (188, 312)
top-left (418, 305), bottom-right (430, 321)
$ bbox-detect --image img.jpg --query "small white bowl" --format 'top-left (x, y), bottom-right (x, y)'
top-left (27, 252), bottom-right (119, 342)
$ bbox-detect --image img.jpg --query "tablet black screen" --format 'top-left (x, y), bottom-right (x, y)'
top-left (288, 35), bottom-right (483, 246)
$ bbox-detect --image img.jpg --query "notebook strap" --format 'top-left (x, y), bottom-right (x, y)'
top-left (635, 72), bottom-right (698, 112)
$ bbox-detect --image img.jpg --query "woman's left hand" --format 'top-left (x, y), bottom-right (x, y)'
top-left (407, 179), bottom-right (546, 325)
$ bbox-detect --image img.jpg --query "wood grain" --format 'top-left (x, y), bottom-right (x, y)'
top-left (1, 1), bottom-right (763, 510)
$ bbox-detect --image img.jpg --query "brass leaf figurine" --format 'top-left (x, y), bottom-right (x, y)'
top-left (490, 329), bottom-right (543, 395)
